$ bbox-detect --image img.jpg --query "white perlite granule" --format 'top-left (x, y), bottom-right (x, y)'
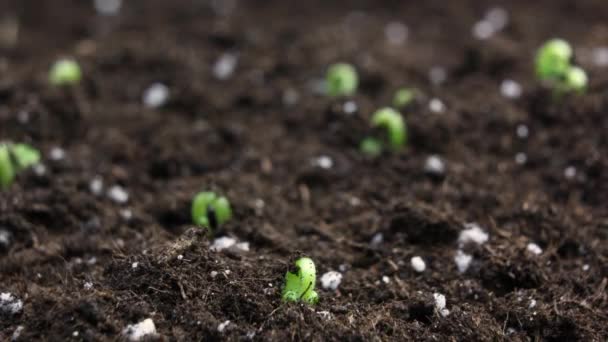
top-left (410, 256), bottom-right (426, 272)
top-left (217, 320), bottom-right (231, 333)
top-left (213, 54), bottom-right (238, 80)
top-left (424, 155), bottom-right (445, 175)
top-left (107, 185), bottom-right (129, 204)
top-left (320, 271), bottom-right (343, 290)
top-left (526, 242), bottom-right (543, 255)
top-left (458, 223), bottom-right (489, 246)
top-left (0, 292), bottom-right (23, 315)
top-left (142, 83), bottom-right (169, 108)
top-left (433, 293), bottom-right (450, 317)
top-left (122, 318), bottom-right (156, 341)
top-left (454, 250), bottom-right (473, 273)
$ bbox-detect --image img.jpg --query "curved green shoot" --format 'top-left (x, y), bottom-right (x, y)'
top-left (11, 143), bottom-right (41, 171)
top-left (49, 59), bottom-right (82, 86)
top-left (326, 63), bottom-right (358, 97)
top-left (371, 107), bottom-right (407, 151)
top-left (282, 257), bottom-right (318, 304)
top-left (192, 191), bottom-right (232, 229)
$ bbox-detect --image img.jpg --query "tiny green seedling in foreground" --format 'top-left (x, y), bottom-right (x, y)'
top-left (192, 191), bottom-right (232, 230)
top-left (371, 107), bottom-right (407, 151)
top-left (535, 39), bottom-right (572, 81)
top-left (49, 59), bottom-right (82, 86)
top-left (559, 66), bottom-right (587, 94)
top-left (0, 143), bottom-right (41, 189)
top-left (282, 257), bottom-right (318, 304)
top-left (326, 63), bottom-right (358, 97)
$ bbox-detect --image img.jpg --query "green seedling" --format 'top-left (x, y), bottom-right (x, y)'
top-left (371, 107), bottom-right (407, 151)
top-left (0, 144), bottom-right (15, 189)
top-left (559, 66), bottom-right (588, 94)
top-left (0, 143), bottom-right (40, 189)
top-left (282, 257), bottom-right (318, 304)
top-left (326, 63), bottom-right (358, 97)
top-left (191, 191), bottom-right (232, 230)
top-left (360, 137), bottom-right (383, 157)
top-left (49, 59), bottom-right (82, 86)
top-left (393, 87), bottom-right (416, 109)
top-left (11, 144), bottom-right (41, 171)
top-left (535, 39), bottom-right (572, 81)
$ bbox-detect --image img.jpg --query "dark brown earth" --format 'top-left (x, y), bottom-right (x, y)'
top-left (1, 0), bottom-right (608, 340)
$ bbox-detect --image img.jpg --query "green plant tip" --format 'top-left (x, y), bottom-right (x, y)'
top-left (326, 63), bottom-right (358, 97)
top-left (562, 66), bottom-right (588, 94)
top-left (535, 39), bottom-right (572, 81)
top-left (11, 144), bottom-right (41, 171)
top-left (49, 59), bottom-right (82, 86)
top-left (191, 191), bottom-right (232, 230)
top-left (0, 144), bottom-right (15, 189)
top-left (393, 88), bottom-right (415, 109)
top-left (360, 137), bottom-right (383, 157)
top-left (371, 107), bottom-right (407, 151)
top-left (282, 257), bottom-right (318, 304)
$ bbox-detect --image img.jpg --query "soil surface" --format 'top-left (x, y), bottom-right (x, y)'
top-left (1, 0), bottom-right (608, 341)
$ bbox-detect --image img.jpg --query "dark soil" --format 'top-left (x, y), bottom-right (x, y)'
top-left (1, 0), bottom-right (608, 340)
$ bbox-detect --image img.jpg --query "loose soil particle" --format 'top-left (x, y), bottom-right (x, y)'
top-left (1, 0), bottom-right (607, 340)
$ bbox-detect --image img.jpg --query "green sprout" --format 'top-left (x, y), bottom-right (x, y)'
top-left (191, 191), bottom-right (232, 230)
top-left (0, 144), bottom-right (15, 189)
top-left (326, 63), bottom-right (358, 97)
top-left (393, 87), bottom-right (416, 109)
top-left (49, 59), bottom-right (82, 86)
top-left (0, 143), bottom-right (40, 189)
top-left (360, 137), bottom-right (383, 157)
top-left (371, 107), bottom-right (407, 151)
top-left (282, 257), bottom-right (318, 304)
top-left (535, 39), bottom-right (572, 81)
top-left (558, 66), bottom-right (588, 94)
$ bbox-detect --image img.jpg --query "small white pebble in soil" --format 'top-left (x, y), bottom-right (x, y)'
top-left (370, 232), bottom-right (383, 247)
top-left (433, 293), bottom-right (450, 317)
top-left (515, 152), bottom-right (527, 165)
top-left (72, 331), bottom-right (79, 337)
top-left (320, 271), bottom-right (343, 290)
top-left (107, 185), bottom-right (129, 204)
top-left (282, 88), bottom-right (299, 106)
top-left (343, 100), bottom-right (358, 115)
top-left (410, 256), bottom-right (426, 273)
top-left (458, 223), bottom-right (489, 246)
top-left (501, 79), bottom-right (522, 99)
top-left (424, 155), bottom-right (445, 175)
top-left (0, 229), bottom-right (11, 249)
top-left (472, 20), bottom-right (495, 40)
top-left (84, 282), bottom-right (93, 290)
top-left (486, 7), bottom-right (509, 30)
top-left (384, 21), bottom-right (408, 46)
top-left (213, 53), bottom-right (238, 80)
top-left (49, 147), bottom-right (66, 161)
top-left (339, 264), bottom-right (349, 272)
top-left (120, 209), bottom-right (133, 220)
top-left (429, 66), bottom-right (447, 85)
top-left (94, 0), bottom-right (123, 16)
top-left (122, 318), bottom-right (156, 341)
top-left (516, 124), bottom-right (529, 138)
top-left (527, 242), bottom-right (543, 255)
top-left (217, 320), bottom-right (231, 333)
top-left (131, 262), bottom-right (139, 269)
top-left (428, 98), bottom-right (445, 113)
top-left (33, 163), bottom-right (46, 176)
top-left (11, 325), bottom-right (24, 341)
top-left (349, 196), bottom-right (361, 207)
top-left (210, 271), bottom-right (219, 278)
top-left (90, 177), bottom-right (104, 196)
top-left (142, 83), bottom-right (169, 109)
top-left (0, 292), bottom-right (23, 315)
top-left (582, 264), bottom-right (590, 271)
top-left (210, 236), bottom-right (237, 252)
top-left (312, 155), bottom-right (333, 170)
top-left (177, 254), bottom-right (183, 260)
top-left (382, 276), bottom-right (390, 284)
top-left (529, 299), bottom-right (537, 309)
top-left (235, 242), bottom-right (250, 252)
top-left (592, 47), bottom-right (608, 67)
top-left (564, 166), bottom-right (577, 180)
top-left (454, 250), bottom-right (473, 273)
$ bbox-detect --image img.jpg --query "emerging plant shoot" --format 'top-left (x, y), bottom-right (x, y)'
top-left (192, 191), bottom-right (232, 230)
top-left (282, 257), bottom-right (319, 304)
top-left (326, 63), bottom-right (358, 97)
